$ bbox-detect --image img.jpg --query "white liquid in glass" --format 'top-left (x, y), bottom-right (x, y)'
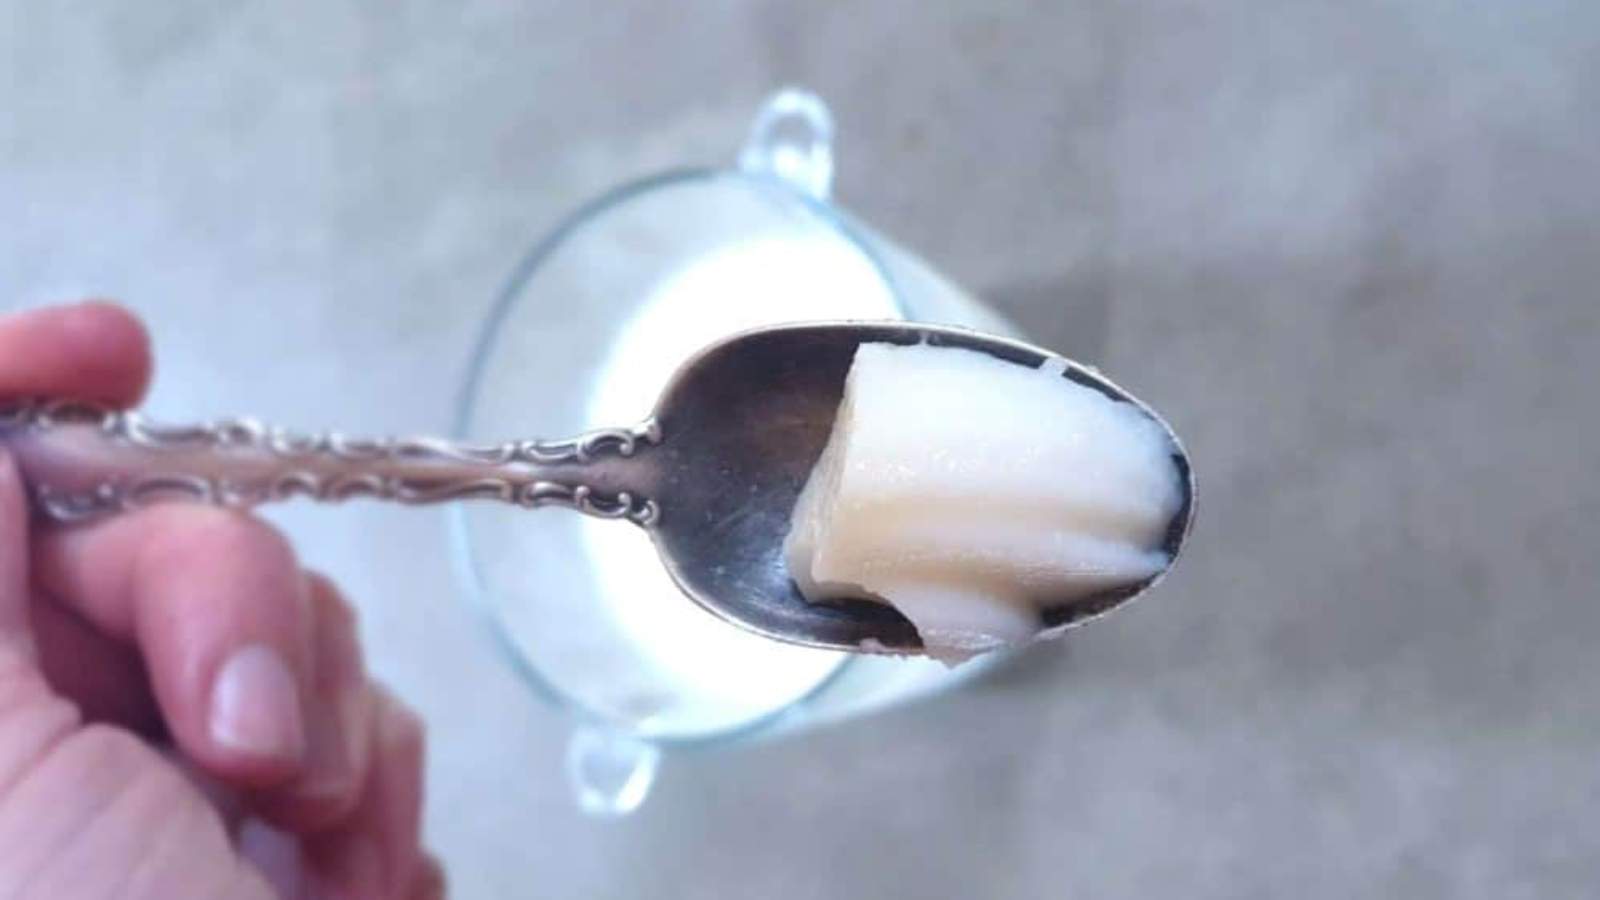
top-left (579, 233), bottom-right (901, 735)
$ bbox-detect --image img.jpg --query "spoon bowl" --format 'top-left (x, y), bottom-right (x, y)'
top-left (633, 321), bottom-right (1196, 654)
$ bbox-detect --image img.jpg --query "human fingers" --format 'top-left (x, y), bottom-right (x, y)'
top-left (304, 687), bottom-right (428, 899)
top-left (249, 572), bottom-right (375, 832)
top-left (33, 506), bottom-right (317, 784)
top-left (0, 301), bottom-right (152, 407)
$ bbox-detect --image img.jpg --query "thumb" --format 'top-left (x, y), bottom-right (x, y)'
top-left (0, 449), bottom-right (34, 658)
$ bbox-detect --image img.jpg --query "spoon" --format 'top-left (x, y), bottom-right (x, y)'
top-left (0, 321), bottom-right (1194, 655)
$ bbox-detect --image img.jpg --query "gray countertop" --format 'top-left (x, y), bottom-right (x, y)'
top-left (4, 3), bottom-right (1598, 897)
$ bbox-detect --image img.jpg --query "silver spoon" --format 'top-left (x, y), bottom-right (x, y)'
top-left (0, 321), bottom-right (1194, 655)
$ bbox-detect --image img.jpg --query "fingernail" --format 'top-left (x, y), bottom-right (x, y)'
top-left (209, 644), bottom-right (306, 763)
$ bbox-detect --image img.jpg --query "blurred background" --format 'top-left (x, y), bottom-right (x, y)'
top-left (3, 2), bottom-right (1598, 897)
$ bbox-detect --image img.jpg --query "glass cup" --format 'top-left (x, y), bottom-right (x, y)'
top-left (452, 89), bottom-right (1024, 815)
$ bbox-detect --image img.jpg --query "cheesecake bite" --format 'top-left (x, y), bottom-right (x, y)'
top-left (783, 342), bottom-right (1184, 663)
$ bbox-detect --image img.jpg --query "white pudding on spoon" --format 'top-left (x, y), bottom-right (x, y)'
top-left (783, 341), bottom-right (1184, 663)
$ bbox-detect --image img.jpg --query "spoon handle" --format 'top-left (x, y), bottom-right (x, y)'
top-left (0, 400), bottom-right (660, 526)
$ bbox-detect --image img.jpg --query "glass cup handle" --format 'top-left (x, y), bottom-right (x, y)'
top-left (737, 87), bottom-right (836, 201)
top-left (566, 726), bottom-right (661, 817)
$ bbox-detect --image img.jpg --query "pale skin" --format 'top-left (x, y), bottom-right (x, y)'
top-left (0, 302), bottom-right (443, 899)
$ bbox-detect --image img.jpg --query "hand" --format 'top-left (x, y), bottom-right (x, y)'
top-left (0, 302), bottom-right (443, 899)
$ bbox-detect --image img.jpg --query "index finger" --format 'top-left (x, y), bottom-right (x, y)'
top-left (0, 302), bottom-right (152, 406)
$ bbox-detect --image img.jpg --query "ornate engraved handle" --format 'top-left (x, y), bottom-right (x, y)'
top-left (0, 400), bottom-right (660, 526)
